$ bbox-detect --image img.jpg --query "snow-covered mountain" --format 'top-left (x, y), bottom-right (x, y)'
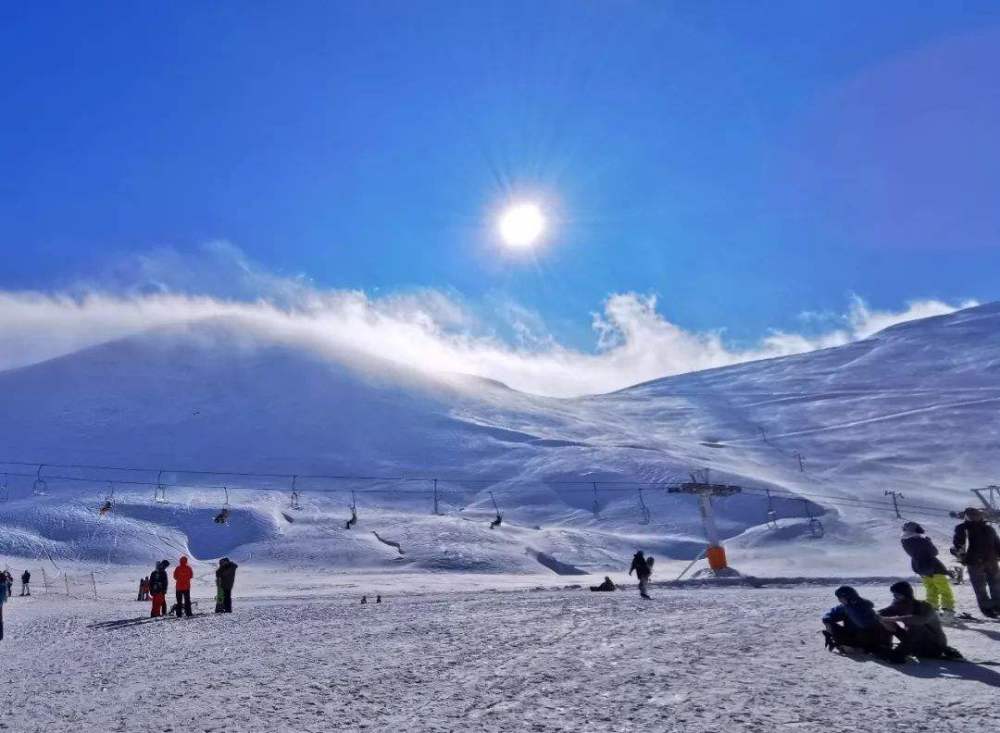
top-left (1, 302), bottom-right (998, 576)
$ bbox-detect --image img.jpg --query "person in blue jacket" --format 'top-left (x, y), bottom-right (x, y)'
top-left (822, 586), bottom-right (891, 654)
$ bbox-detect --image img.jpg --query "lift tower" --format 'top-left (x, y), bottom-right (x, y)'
top-left (669, 474), bottom-right (742, 572)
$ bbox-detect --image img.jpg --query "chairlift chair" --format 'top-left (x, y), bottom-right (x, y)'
top-left (802, 498), bottom-right (824, 538)
top-left (32, 464), bottom-right (47, 496)
top-left (345, 490), bottom-right (358, 529)
top-left (765, 489), bottom-right (778, 530)
top-left (214, 487), bottom-right (231, 524)
top-left (488, 490), bottom-right (503, 528)
top-left (98, 482), bottom-right (115, 516)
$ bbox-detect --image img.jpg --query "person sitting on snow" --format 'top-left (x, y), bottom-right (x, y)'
top-left (878, 581), bottom-right (963, 662)
top-left (590, 576), bottom-right (616, 592)
top-left (822, 586), bottom-right (891, 655)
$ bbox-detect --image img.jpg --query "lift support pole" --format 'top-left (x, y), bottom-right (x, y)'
top-left (669, 478), bottom-right (742, 572)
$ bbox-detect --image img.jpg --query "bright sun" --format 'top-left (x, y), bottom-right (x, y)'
top-left (498, 202), bottom-right (545, 248)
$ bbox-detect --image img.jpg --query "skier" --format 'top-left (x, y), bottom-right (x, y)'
top-left (900, 522), bottom-right (955, 621)
top-left (361, 595), bottom-right (367, 605)
top-left (20, 570), bottom-right (30, 597)
top-left (878, 581), bottom-right (963, 662)
top-left (148, 560), bottom-right (169, 618)
top-left (3, 571), bottom-right (12, 599)
top-left (173, 556), bottom-right (194, 618)
top-left (628, 551), bottom-right (653, 599)
top-left (952, 507), bottom-right (1000, 618)
top-left (215, 557), bottom-right (238, 613)
top-left (821, 586), bottom-right (891, 655)
top-left (590, 576), bottom-right (616, 592)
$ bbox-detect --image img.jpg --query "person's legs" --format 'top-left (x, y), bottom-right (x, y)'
top-left (182, 590), bottom-right (192, 617)
top-left (985, 566), bottom-right (1000, 613)
top-left (929, 574), bottom-right (956, 612)
top-left (638, 576), bottom-right (649, 598)
top-left (921, 576), bottom-right (940, 610)
top-left (968, 565), bottom-right (994, 614)
top-left (223, 588), bottom-right (232, 612)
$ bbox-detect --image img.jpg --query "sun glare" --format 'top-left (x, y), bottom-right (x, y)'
top-left (498, 202), bottom-right (545, 249)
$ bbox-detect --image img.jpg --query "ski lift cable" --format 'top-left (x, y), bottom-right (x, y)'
top-left (1, 467), bottom-right (954, 516)
top-left (0, 460), bottom-right (962, 518)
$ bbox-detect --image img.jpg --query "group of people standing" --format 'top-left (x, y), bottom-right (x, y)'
top-left (0, 570), bottom-right (31, 642)
top-left (141, 556), bottom-right (238, 618)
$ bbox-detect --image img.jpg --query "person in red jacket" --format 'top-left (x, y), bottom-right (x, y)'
top-left (173, 556), bottom-right (194, 618)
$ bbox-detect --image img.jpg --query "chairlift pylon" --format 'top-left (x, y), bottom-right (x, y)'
top-left (290, 475), bottom-right (302, 510)
top-left (0, 473), bottom-right (8, 503)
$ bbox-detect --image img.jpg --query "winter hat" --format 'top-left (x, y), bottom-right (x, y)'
top-left (834, 586), bottom-right (860, 601)
top-left (902, 521), bottom-right (924, 534)
top-left (179, 555), bottom-right (188, 564)
top-left (965, 507), bottom-right (984, 521)
top-left (890, 581), bottom-right (915, 599)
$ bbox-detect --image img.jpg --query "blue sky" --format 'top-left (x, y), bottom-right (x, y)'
top-left (2, 1), bottom-right (999, 349)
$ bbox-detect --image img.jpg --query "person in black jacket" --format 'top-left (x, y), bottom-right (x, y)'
top-left (628, 551), bottom-right (652, 600)
top-left (590, 576), bottom-right (616, 592)
top-left (20, 570), bottom-right (30, 597)
top-left (952, 508), bottom-right (1000, 618)
top-left (900, 522), bottom-right (955, 620)
top-left (148, 560), bottom-right (169, 618)
top-left (215, 557), bottom-right (238, 613)
top-left (878, 581), bottom-right (963, 662)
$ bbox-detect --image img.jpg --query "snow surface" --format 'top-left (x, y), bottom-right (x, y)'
top-left (0, 302), bottom-right (998, 575)
top-left (1, 575), bottom-right (999, 732)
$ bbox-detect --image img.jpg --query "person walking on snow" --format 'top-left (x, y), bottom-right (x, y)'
top-left (20, 570), bottom-right (30, 597)
top-left (173, 556), bottom-right (194, 618)
top-left (952, 508), bottom-right (1000, 618)
top-left (900, 522), bottom-right (955, 621)
top-left (629, 551), bottom-right (653, 600)
top-left (148, 560), bottom-right (169, 617)
top-left (822, 586), bottom-right (892, 655)
top-left (878, 581), bottom-right (963, 662)
top-left (215, 557), bottom-right (238, 613)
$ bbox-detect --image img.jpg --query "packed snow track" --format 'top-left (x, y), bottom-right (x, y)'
top-left (1, 582), bottom-right (998, 732)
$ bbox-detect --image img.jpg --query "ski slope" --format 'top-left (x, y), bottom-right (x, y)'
top-left (0, 302), bottom-right (998, 576)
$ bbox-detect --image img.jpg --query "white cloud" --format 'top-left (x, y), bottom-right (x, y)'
top-left (0, 245), bottom-right (979, 397)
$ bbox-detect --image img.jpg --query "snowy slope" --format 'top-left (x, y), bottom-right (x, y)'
top-left (0, 303), bottom-right (998, 575)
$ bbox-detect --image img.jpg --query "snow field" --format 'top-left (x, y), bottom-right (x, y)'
top-left (0, 580), bottom-right (998, 732)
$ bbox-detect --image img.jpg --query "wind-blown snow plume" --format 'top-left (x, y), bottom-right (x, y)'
top-left (0, 244), bottom-right (977, 397)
